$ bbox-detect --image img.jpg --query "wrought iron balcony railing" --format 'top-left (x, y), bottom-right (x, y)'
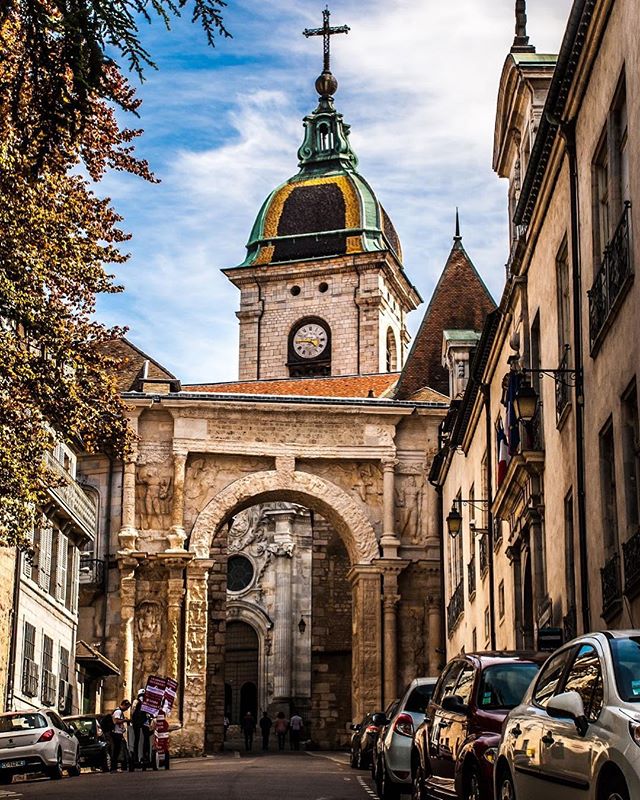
top-left (44, 451), bottom-right (97, 537)
top-left (623, 528), bottom-right (640, 599)
top-left (601, 552), bottom-right (622, 621)
top-left (79, 557), bottom-right (105, 588)
top-left (447, 579), bottom-right (465, 635)
top-left (479, 535), bottom-right (489, 575)
top-left (555, 348), bottom-right (572, 422)
top-left (563, 605), bottom-right (577, 642)
top-left (589, 203), bottom-right (633, 352)
top-left (467, 556), bottom-right (476, 600)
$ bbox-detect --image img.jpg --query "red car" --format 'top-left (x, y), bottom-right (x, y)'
top-left (411, 651), bottom-right (547, 800)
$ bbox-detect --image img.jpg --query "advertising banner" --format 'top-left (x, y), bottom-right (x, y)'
top-left (141, 675), bottom-right (167, 715)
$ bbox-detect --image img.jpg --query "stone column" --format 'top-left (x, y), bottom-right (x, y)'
top-left (270, 511), bottom-right (295, 701)
top-left (348, 564), bottom-right (383, 720)
top-left (380, 459), bottom-right (401, 559)
top-left (118, 558), bottom-right (138, 700)
top-left (181, 559), bottom-right (213, 756)
top-left (379, 560), bottom-right (408, 705)
top-left (160, 556), bottom-right (191, 682)
top-left (118, 447), bottom-right (139, 552)
top-left (166, 452), bottom-right (187, 552)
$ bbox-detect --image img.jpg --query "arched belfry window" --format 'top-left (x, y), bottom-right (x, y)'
top-left (386, 327), bottom-right (398, 372)
top-left (317, 123), bottom-right (333, 152)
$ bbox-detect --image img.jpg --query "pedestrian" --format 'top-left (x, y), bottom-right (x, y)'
top-left (242, 711), bottom-right (256, 751)
top-left (223, 713), bottom-right (230, 741)
top-left (110, 699), bottom-right (131, 772)
top-left (131, 689), bottom-right (152, 768)
top-left (259, 711), bottom-right (272, 752)
top-left (274, 711), bottom-right (288, 751)
top-left (289, 711), bottom-right (303, 751)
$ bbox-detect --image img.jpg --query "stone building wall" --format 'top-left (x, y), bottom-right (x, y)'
top-left (0, 548), bottom-right (16, 708)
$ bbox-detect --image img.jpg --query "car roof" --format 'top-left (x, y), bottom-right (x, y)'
top-left (455, 651), bottom-right (548, 668)
top-left (0, 709), bottom-right (50, 716)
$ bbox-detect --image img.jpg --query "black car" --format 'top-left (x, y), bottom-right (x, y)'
top-left (350, 711), bottom-right (386, 770)
top-left (65, 715), bottom-right (110, 772)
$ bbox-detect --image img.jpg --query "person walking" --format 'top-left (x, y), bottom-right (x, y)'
top-left (274, 711), bottom-right (288, 751)
top-left (242, 711), bottom-right (256, 752)
top-left (259, 712), bottom-right (272, 752)
top-left (131, 689), bottom-right (152, 769)
top-left (110, 699), bottom-right (131, 772)
top-left (289, 712), bottom-right (303, 751)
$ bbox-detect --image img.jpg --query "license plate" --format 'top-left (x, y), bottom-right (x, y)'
top-left (1, 760), bottom-right (26, 769)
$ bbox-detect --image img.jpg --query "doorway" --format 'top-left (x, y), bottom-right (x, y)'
top-left (225, 621), bottom-right (259, 724)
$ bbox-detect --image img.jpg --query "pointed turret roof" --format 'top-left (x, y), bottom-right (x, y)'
top-left (395, 217), bottom-right (496, 399)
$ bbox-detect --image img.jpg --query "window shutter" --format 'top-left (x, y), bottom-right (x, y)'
top-left (55, 533), bottom-right (68, 604)
top-left (38, 526), bottom-right (53, 593)
top-left (22, 526), bottom-right (34, 579)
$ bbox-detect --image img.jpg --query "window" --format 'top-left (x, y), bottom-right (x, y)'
top-left (498, 581), bottom-right (505, 620)
top-left (58, 646), bottom-right (72, 715)
top-left (227, 556), bottom-right (254, 593)
top-left (533, 649), bottom-right (571, 708)
top-left (386, 328), bottom-right (398, 372)
top-left (21, 622), bottom-right (38, 697)
top-left (556, 240), bottom-right (571, 357)
top-left (564, 490), bottom-right (577, 611)
top-left (478, 663), bottom-right (540, 710)
top-left (609, 636), bottom-right (640, 702)
top-left (622, 383), bottom-right (640, 532)
top-left (599, 418), bottom-right (619, 555)
top-left (472, 628), bottom-right (477, 652)
top-left (434, 662), bottom-right (463, 705)
top-left (41, 635), bottom-right (55, 706)
top-left (484, 606), bottom-right (490, 645)
top-left (454, 665), bottom-right (475, 705)
top-left (593, 133), bottom-right (610, 264)
top-left (37, 525), bottom-right (53, 593)
top-left (54, 531), bottom-right (68, 605)
top-left (561, 644), bottom-right (604, 721)
top-left (405, 683), bottom-right (436, 713)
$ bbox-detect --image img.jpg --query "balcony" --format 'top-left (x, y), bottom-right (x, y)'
top-left (555, 349), bottom-right (572, 422)
top-left (623, 529), bottom-right (640, 599)
top-left (447, 580), bottom-right (464, 636)
top-left (601, 552), bottom-right (622, 621)
top-left (589, 203), bottom-right (633, 354)
top-left (44, 451), bottom-right (97, 539)
top-left (79, 557), bottom-right (105, 588)
top-left (467, 556), bottom-right (476, 600)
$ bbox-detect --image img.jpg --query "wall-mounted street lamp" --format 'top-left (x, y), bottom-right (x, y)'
top-left (513, 380), bottom-right (538, 423)
top-left (446, 498), bottom-right (491, 539)
top-left (512, 347), bottom-right (579, 423)
top-left (298, 616), bottom-right (307, 635)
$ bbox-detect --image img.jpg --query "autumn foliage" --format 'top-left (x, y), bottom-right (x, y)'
top-left (0, 1), bottom-right (228, 546)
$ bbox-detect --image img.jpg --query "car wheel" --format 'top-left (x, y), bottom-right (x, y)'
top-left (497, 768), bottom-right (516, 800)
top-left (47, 750), bottom-right (63, 780)
top-left (380, 764), bottom-right (401, 800)
top-left (68, 750), bottom-right (81, 777)
top-left (465, 763), bottom-right (481, 800)
top-left (411, 764), bottom-right (425, 800)
top-left (600, 772), bottom-right (630, 800)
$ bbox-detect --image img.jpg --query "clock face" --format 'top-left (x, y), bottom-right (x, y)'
top-left (292, 322), bottom-right (328, 359)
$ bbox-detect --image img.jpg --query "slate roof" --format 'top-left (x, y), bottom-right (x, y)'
top-left (395, 237), bottom-right (496, 399)
top-left (98, 338), bottom-right (178, 392)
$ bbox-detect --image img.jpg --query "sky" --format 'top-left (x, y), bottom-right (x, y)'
top-left (97, 0), bottom-right (573, 384)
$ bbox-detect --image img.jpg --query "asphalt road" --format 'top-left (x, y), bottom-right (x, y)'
top-left (1, 752), bottom-right (379, 800)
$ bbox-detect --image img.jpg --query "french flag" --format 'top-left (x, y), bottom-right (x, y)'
top-left (497, 418), bottom-right (509, 487)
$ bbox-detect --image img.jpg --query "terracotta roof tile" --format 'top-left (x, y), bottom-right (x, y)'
top-left (184, 373), bottom-right (400, 399)
top-left (396, 240), bottom-right (496, 399)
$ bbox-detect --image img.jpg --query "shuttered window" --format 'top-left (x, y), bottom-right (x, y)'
top-left (38, 526), bottom-right (53, 593)
top-left (54, 532), bottom-right (68, 604)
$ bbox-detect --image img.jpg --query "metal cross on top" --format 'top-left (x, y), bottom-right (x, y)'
top-left (303, 7), bottom-right (350, 74)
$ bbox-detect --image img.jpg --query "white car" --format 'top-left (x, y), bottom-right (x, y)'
top-left (495, 630), bottom-right (640, 800)
top-left (374, 677), bottom-right (438, 799)
top-left (0, 709), bottom-right (80, 783)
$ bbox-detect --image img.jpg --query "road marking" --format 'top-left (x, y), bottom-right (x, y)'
top-left (357, 776), bottom-right (377, 798)
top-left (0, 792), bottom-right (22, 798)
top-left (306, 751), bottom-right (350, 767)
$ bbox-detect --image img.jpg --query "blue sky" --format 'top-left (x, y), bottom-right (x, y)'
top-left (97, 0), bottom-right (573, 383)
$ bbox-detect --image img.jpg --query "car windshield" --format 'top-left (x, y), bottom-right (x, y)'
top-left (477, 663), bottom-right (540, 710)
top-left (0, 713), bottom-right (47, 732)
top-left (404, 683), bottom-right (435, 713)
top-left (68, 719), bottom-right (96, 736)
top-left (609, 636), bottom-right (640, 702)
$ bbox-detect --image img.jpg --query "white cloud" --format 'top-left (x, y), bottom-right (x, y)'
top-left (99, 0), bottom-right (573, 383)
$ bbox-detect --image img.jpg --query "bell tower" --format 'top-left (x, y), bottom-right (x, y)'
top-left (222, 9), bottom-right (421, 381)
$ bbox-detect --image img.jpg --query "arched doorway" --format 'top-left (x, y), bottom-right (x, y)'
top-left (225, 621), bottom-right (259, 724)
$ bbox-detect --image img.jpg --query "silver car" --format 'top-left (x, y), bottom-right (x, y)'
top-left (0, 709), bottom-right (80, 783)
top-left (375, 677), bottom-right (438, 799)
top-left (495, 631), bottom-right (640, 800)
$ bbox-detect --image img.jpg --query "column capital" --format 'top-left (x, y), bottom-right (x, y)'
top-left (383, 594), bottom-right (401, 610)
top-left (381, 457), bottom-right (399, 472)
top-left (347, 563), bottom-right (382, 585)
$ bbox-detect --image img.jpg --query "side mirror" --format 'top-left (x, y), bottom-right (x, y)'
top-left (441, 694), bottom-right (469, 715)
top-left (546, 691), bottom-right (589, 736)
top-left (350, 724), bottom-right (360, 732)
top-left (372, 713), bottom-right (387, 727)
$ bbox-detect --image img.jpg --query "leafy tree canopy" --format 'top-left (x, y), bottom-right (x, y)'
top-left (0, 1), bottom-right (229, 546)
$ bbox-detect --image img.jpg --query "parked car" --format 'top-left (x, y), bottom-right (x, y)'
top-left (0, 709), bottom-right (80, 783)
top-left (375, 677), bottom-right (438, 799)
top-left (495, 630), bottom-right (640, 800)
top-left (412, 651), bottom-right (545, 800)
top-left (65, 714), bottom-right (111, 771)
top-left (351, 711), bottom-right (388, 770)
top-left (372, 700), bottom-right (400, 783)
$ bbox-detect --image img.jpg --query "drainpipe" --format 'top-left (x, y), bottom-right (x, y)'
top-left (481, 383), bottom-right (497, 650)
top-left (353, 260), bottom-right (361, 375)
top-left (5, 549), bottom-right (22, 711)
top-left (562, 119), bottom-right (590, 633)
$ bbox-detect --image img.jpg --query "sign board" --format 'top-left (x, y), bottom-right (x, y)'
top-left (162, 678), bottom-right (178, 714)
top-left (537, 627), bottom-right (563, 652)
top-left (141, 675), bottom-right (167, 715)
